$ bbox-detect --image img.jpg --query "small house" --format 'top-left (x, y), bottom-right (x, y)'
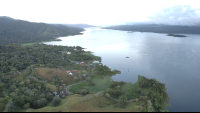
top-left (76, 62), bottom-right (79, 64)
top-left (74, 70), bottom-right (77, 72)
top-left (69, 73), bottom-right (73, 75)
top-left (83, 74), bottom-right (86, 76)
top-left (74, 48), bottom-right (77, 50)
top-left (81, 61), bottom-right (84, 64)
top-left (93, 61), bottom-right (99, 63)
top-left (66, 70), bottom-right (70, 73)
top-left (53, 91), bottom-right (57, 95)
top-left (67, 52), bottom-right (71, 54)
top-left (89, 64), bottom-right (93, 65)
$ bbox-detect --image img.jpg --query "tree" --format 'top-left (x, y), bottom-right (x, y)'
top-left (4, 100), bottom-right (15, 112)
top-left (105, 93), bottom-right (110, 98)
top-left (40, 98), bottom-right (48, 107)
top-left (23, 103), bottom-right (30, 109)
top-left (118, 94), bottom-right (127, 107)
top-left (81, 89), bottom-right (88, 95)
top-left (52, 96), bottom-right (61, 106)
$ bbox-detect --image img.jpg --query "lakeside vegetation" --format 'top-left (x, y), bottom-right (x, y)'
top-left (0, 43), bottom-right (102, 111)
top-left (167, 34), bottom-right (187, 37)
top-left (0, 43), bottom-right (170, 112)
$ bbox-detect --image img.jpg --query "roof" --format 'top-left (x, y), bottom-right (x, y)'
top-left (66, 70), bottom-right (70, 73)
top-left (89, 64), bottom-right (93, 65)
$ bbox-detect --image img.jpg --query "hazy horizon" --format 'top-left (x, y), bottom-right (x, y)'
top-left (1, 0), bottom-right (200, 26)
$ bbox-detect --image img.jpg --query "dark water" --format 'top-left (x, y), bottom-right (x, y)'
top-left (44, 27), bottom-right (200, 112)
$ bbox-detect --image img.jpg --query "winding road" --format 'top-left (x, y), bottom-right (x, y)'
top-left (65, 63), bottom-right (95, 95)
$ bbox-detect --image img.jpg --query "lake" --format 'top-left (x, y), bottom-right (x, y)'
top-left (44, 27), bottom-right (200, 112)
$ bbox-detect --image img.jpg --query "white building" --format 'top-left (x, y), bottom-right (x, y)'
top-left (69, 72), bottom-right (73, 75)
top-left (67, 52), bottom-right (71, 54)
top-left (93, 61), bottom-right (100, 63)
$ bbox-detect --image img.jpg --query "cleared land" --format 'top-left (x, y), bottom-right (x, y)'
top-left (25, 94), bottom-right (144, 112)
top-left (35, 68), bottom-right (73, 85)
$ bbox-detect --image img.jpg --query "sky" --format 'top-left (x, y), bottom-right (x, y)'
top-left (0, 0), bottom-right (200, 26)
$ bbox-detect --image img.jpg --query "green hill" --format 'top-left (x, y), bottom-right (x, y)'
top-left (0, 16), bottom-right (85, 44)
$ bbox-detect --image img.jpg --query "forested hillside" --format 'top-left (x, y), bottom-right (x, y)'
top-left (0, 43), bottom-right (101, 111)
top-left (103, 24), bottom-right (200, 34)
top-left (0, 16), bottom-right (85, 44)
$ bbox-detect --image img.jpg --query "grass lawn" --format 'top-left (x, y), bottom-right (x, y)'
top-left (20, 41), bottom-right (52, 46)
top-left (26, 93), bottom-right (144, 112)
top-left (69, 75), bottom-right (113, 94)
top-left (85, 76), bottom-right (113, 93)
top-left (121, 75), bottom-right (143, 93)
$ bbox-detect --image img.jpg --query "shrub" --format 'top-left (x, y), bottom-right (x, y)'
top-left (81, 89), bottom-right (88, 95)
top-left (94, 91), bottom-right (104, 98)
top-left (52, 96), bottom-right (61, 106)
top-left (23, 103), bottom-right (30, 109)
top-left (105, 93), bottom-right (110, 98)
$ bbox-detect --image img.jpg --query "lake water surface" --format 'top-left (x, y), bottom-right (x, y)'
top-left (44, 27), bottom-right (200, 112)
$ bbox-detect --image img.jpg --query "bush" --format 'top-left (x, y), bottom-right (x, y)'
top-left (94, 91), bottom-right (104, 98)
top-left (80, 95), bottom-right (92, 102)
top-left (4, 100), bottom-right (15, 112)
top-left (81, 89), bottom-right (88, 95)
top-left (52, 96), bottom-right (61, 106)
top-left (23, 103), bottom-right (30, 109)
top-left (105, 93), bottom-right (110, 98)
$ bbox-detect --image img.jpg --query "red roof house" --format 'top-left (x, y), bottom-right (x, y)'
top-left (74, 70), bottom-right (77, 72)
top-left (66, 70), bottom-right (70, 73)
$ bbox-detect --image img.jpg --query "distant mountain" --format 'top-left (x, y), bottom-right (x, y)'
top-left (62, 24), bottom-right (97, 28)
top-left (102, 24), bottom-right (200, 34)
top-left (0, 16), bottom-right (85, 44)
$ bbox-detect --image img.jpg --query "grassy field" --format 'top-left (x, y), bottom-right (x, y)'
top-left (34, 68), bottom-right (73, 85)
top-left (20, 40), bottom-right (54, 46)
top-left (25, 93), bottom-right (145, 112)
top-left (85, 76), bottom-right (113, 93)
top-left (69, 75), bottom-right (113, 94)
top-left (121, 75), bottom-right (143, 93)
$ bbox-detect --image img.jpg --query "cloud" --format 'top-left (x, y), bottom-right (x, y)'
top-left (147, 5), bottom-right (200, 26)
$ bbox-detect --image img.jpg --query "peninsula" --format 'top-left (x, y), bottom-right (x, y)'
top-left (0, 43), bottom-right (170, 112)
top-left (167, 34), bottom-right (187, 37)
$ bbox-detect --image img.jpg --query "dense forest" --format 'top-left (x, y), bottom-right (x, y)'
top-left (0, 16), bottom-right (85, 44)
top-left (103, 24), bottom-right (200, 34)
top-left (0, 43), bottom-right (102, 111)
top-left (0, 43), bottom-right (100, 73)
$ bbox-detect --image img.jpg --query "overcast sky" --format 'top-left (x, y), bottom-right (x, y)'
top-left (0, 0), bottom-right (200, 26)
